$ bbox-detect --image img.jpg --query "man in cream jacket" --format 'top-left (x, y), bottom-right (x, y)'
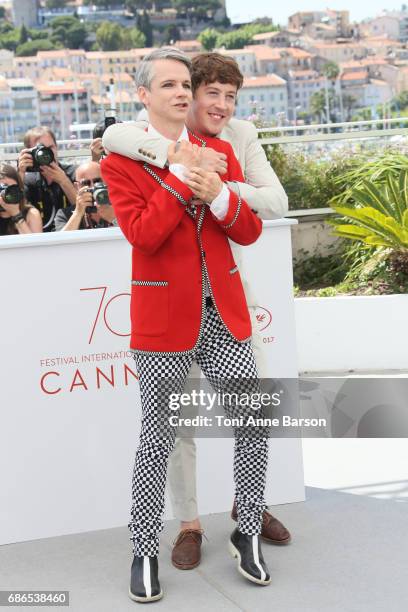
top-left (103, 52), bottom-right (291, 570)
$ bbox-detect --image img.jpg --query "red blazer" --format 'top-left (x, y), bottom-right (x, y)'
top-left (101, 130), bottom-right (262, 354)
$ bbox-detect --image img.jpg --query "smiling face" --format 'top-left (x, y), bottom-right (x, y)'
top-left (188, 81), bottom-right (237, 137)
top-left (137, 59), bottom-right (192, 138)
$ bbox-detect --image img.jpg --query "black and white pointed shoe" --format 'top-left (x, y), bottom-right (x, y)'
top-left (229, 528), bottom-right (271, 586)
top-left (129, 555), bottom-right (163, 603)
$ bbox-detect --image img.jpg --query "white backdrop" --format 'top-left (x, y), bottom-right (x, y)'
top-left (0, 220), bottom-right (304, 545)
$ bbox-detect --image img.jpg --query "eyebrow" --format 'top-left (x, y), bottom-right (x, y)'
top-left (160, 79), bottom-right (191, 85)
top-left (205, 85), bottom-right (236, 94)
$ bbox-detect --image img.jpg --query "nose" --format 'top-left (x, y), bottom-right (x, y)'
top-left (214, 95), bottom-right (228, 112)
top-left (175, 83), bottom-right (188, 97)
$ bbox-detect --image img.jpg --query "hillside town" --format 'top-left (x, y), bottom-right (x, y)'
top-left (1, 1), bottom-right (408, 142)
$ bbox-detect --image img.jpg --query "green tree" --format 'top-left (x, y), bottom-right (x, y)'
top-left (164, 23), bottom-right (181, 44)
top-left (310, 91), bottom-right (326, 122)
top-left (121, 26), bottom-right (146, 49)
top-left (19, 24), bottom-right (29, 45)
top-left (16, 39), bottom-right (58, 56)
top-left (137, 10), bottom-right (153, 46)
top-left (46, 0), bottom-right (68, 8)
top-left (83, 0), bottom-right (117, 7)
top-left (65, 22), bottom-right (88, 48)
top-left (50, 15), bottom-right (87, 49)
top-left (216, 29), bottom-right (248, 49)
top-left (198, 27), bottom-right (218, 51)
top-left (50, 15), bottom-right (79, 30)
top-left (172, 0), bottom-right (220, 22)
top-left (0, 28), bottom-right (21, 52)
top-left (322, 61), bottom-right (340, 81)
top-left (96, 21), bottom-right (123, 51)
top-left (125, 0), bottom-right (154, 11)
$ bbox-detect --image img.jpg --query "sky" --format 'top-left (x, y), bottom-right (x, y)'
top-left (226, 0), bottom-right (406, 25)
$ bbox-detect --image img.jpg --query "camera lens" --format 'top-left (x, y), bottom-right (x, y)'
top-left (1, 184), bottom-right (24, 204)
top-left (34, 146), bottom-right (54, 166)
top-left (93, 183), bottom-right (110, 205)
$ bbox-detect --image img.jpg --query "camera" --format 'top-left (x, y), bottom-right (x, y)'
top-left (26, 144), bottom-right (55, 172)
top-left (0, 183), bottom-right (24, 211)
top-left (85, 181), bottom-right (110, 213)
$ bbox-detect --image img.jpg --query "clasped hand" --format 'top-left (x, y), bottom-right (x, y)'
top-left (168, 141), bottom-right (224, 202)
top-left (185, 167), bottom-right (223, 203)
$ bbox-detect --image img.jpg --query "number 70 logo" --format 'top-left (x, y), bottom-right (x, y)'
top-left (81, 286), bottom-right (131, 344)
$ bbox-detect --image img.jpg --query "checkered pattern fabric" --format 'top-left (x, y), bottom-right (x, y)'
top-left (129, 305), bottom-right (268, 556)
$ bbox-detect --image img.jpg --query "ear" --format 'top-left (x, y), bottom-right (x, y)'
top-left (137, 86), bottom-right (150, 108)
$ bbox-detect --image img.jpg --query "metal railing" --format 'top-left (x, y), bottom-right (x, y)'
top-left (1, 119), bottom-right (407, 164)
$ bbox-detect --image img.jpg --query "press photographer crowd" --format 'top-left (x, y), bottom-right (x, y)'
top-left (0, 120), bottom-right (117, 236)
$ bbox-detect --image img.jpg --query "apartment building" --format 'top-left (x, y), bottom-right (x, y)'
top-left (365, 10), bottom-right (408, 43)
top-left (1, 78), bottom-right (39, 141)
top-left (218, 49), bottom-right (257, 77)
top-left (250, 29), bottom-right (301, 48)
top-left (235, 74), bottom-right (288, 122)
top-left (287, 69), bottom-right (326, 114)
top-left (289, 10), bottom-right (350, 37)
top-left (246, 45), bottom-right (314, 76)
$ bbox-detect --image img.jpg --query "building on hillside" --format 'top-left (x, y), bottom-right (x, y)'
top-left (0, 49), bottom-right (14, 78)
top-left (0, 78), bottom-right (39, 142)
top-left (374, 63), bottom-right (408, 94)
top-left (36, 81), bottom-right (88, 140)
top-left (235, 74), bottom-right (288, 123)
top-left (340, 70), bottom-right (392, 106)
top-left (304, 22), bottom-right (338, 40)
top-left (11, 0), bottom-right (38, 28)
top-left (289, 9), bottom-right (350, 37)
top-left (250, 29), bottom-right (301, 48)
top-left (90, 91), bottom-right (143, 124)
top-left (243, 45), bottom-right (314, 76)
top-left (85, 48), bottom-right (152, 77)
top-left (217, 49), bottom-right (257, 76)
top-left (286, 69), bottom-right (326, 116)
top-left (364, 10), bottom-right (408, 43)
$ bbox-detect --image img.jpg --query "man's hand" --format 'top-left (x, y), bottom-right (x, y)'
top-left (198, 148), bottom-right (227, 175)
top-left (96, 204), bottom-right (116, 224)
top-left (185, 168), bottom-right (223, 203)
top-left (17, 149), bottom-right (34, 179)
top-left (75, 186), bottom-right (93, 217)
top-left (167, 141), bottom-right (202, 169)
top-left (40, 161), bottom-right (70, 186)
top-left (90, 138), bottom-right (104, 162)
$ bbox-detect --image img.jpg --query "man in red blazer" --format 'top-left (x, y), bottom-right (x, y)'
top-left (101, 48), bottom-right (270, 603)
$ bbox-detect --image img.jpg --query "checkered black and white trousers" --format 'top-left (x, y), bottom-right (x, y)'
top-left (130, 304), bottom-right (269, 556)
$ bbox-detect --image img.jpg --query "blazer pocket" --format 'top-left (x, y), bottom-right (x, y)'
top-left (131, 280), bottom-right (169, 337)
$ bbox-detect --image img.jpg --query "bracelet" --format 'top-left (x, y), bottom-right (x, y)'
top-left (11, 212), bottom-right (24, 225)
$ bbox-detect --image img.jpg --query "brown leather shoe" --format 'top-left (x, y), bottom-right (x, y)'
top-left (171, 529), bottom-right (203, 570)
top-left (231, 502), bottom-right (291, 545)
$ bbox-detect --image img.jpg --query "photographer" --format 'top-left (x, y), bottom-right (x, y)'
top-left (0, 164), bottom-right (42, 236)
top-left (54, 161), bottom-right (117, 231)
top-left (89, 115), bottom-right (121, 163)
top-left (18, 126), bottom-right (77, 232)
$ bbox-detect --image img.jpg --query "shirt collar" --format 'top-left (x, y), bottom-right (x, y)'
top-left (147, 123), bottom-right (189, 142)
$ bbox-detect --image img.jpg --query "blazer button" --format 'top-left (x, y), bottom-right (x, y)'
top-left (152, 154), bottom-right (156, 160)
